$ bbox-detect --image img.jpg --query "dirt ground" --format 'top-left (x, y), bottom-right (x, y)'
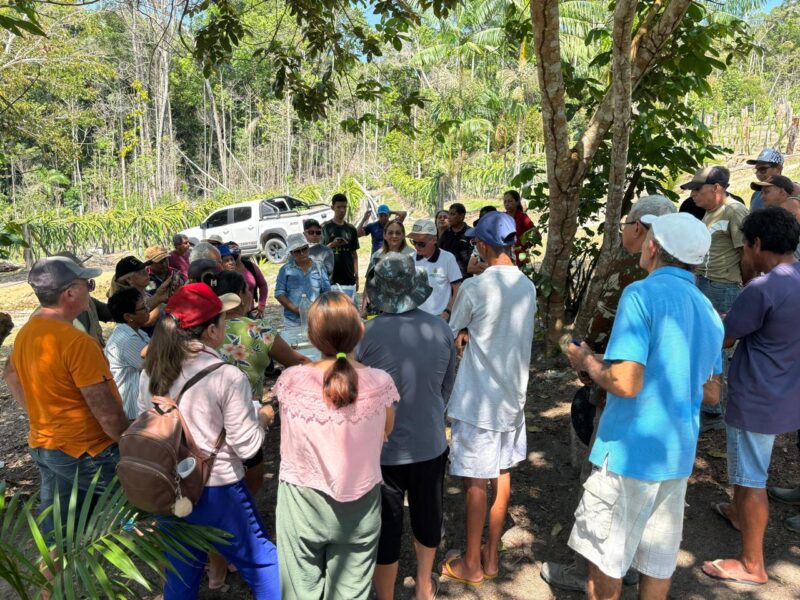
top-left (1, 226), bottom-right (799, 599)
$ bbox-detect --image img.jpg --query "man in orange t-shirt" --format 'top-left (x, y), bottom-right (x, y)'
top-left (4, 257), bottom-right (129, 533)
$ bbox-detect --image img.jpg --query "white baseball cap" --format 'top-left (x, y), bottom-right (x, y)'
top-left (408, 219), bottom-right (437, 237)
top-left (640, 212), bottom-right (711, 265)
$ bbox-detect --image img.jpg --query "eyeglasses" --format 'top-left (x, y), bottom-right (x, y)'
top-left (291, 247), bottom-right (310, 255)
top-left (618, 220), bottom-right (638, 233)
top-left (67, 279), bottom-right (96, 293)
top-left (305, 229), bottom-right (322, 235)
top-left (411, 240), bottom-right (428, 248)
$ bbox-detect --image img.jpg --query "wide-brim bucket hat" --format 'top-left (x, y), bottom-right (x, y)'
top-left (366, 252), bottom-right (432, 314)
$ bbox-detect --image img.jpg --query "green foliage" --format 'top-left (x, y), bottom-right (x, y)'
top-left (0, 474), bottom-right (228, 599)
top-left (0, 221), bottom-right (27, 260)
top-left (19, 198), bottom-right (227, 258)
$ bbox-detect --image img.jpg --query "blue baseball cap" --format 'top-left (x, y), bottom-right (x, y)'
top-left (218, 244), bottom-right (232, 258)
top-left (464, 211), bottom-right (516, 247)
top-left (376, 204), bottom-right (391, 215)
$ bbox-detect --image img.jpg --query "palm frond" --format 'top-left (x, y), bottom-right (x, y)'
top-left (0, 474), bottom-right (230, 599)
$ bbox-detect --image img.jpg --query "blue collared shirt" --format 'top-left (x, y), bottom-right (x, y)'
top-left (589, 267), bottom-right (724, 481)
top-left (275, 260), bottom-right (331, 324)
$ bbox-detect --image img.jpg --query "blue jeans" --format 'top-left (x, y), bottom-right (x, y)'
top-left (726, 425), bottom-right (775, 488)
top-left (28, 444), bottom-right (119, 535)
top-left (696, 276), bottom-right (741, 416)
top-left (164, 480), bottom-right (280, 599)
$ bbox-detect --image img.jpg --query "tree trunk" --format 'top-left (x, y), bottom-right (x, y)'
top-left (205, 78), bottom-right (228, 187)
top-left (573, 0), bottom-right (638, 339)
top-left (530, 0), bottom-right (693, 351)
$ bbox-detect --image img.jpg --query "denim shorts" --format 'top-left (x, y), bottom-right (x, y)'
top-left (726, 425), bottom-right (775, 488)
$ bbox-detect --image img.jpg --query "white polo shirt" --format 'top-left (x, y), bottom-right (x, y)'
top-left (415, 247), bottom-right (463, 315)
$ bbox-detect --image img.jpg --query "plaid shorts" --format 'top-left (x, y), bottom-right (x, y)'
top-left (568, 464), bottom-right (688, 579)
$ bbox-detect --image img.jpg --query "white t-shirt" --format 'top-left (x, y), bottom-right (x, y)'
top-left (447, 265), bottom-right (537, 432)
top-left (415, 247), bottom-right (463, 315)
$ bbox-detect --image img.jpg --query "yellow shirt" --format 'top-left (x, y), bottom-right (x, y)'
top-left (11, 316), bottom-right (120, 457)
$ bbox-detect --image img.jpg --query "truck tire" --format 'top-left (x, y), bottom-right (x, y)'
top-left (263, 236), bottom-right (287, 264)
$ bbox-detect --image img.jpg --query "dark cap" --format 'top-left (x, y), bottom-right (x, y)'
top-left (303, 218), bottom-right (321, 230)
top-left (28, 256), bottom-right (101, 292)
top-left (750, 175), bottom-right (794, 194)
top-left (115, 256), bottom-right (147, 280)
top-left (680, 166), bottom-right (730, 190)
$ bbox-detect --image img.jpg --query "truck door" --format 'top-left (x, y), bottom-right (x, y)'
top-left (202, 208), bottom-right (231, 240)
top-left (227, 205), bottom-right (258, 253)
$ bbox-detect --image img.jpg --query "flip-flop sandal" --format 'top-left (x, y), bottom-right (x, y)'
top-left (711, 502), bottom-right (741, 532)
top-left (439, 556), bottom-right (484, 586)
top-left (701, 560), bottom-right (766, 586)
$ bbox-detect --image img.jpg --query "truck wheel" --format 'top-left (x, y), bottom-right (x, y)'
top-left (263, 237), bottom-right (287, 264)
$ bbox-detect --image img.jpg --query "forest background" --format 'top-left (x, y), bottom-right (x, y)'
top-left (1, 0), bottom-right (799, 345)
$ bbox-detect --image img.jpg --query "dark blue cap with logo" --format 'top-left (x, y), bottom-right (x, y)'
top-left (464, 211), bottom-right (517, 247)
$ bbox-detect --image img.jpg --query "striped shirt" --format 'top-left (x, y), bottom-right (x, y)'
top-left (104, 324), bottom-right (149, 419)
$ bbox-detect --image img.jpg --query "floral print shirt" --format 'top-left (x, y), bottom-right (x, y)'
top-left (218, 317), bottom-right (275, 400)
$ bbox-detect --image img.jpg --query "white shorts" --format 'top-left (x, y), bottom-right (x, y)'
top-left (568, 465), bottom-right (688, 580)
top-left (448, 419), bottom-right (527, 479)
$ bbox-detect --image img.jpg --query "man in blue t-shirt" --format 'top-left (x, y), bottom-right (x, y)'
top-left (567, 213), bottom-right (723, 599)
top-left (701, 207), bottom-right (800, 586)
top-left (357, 204), bottom-right (407, 255)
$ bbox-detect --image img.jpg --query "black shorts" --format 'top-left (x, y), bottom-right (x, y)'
top-left (376, 448), bottom-right (449, 565)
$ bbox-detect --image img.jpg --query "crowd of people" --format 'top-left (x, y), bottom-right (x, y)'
top-left (0, 147), bottom-right (798, 600)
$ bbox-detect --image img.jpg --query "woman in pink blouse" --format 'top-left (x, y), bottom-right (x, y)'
top-left (274, 292), bottom-right (397, 600)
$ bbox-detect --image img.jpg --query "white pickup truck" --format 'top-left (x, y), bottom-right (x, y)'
top-left (181, 196), bottom-right (333, 263)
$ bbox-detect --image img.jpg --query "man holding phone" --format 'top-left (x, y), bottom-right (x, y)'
top-left (322, 193), bottom-right (360, 289)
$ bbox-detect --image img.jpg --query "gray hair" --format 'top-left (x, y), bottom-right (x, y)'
top-left (172, 233), bottom-right (187, 246)
top-left (33, 286), bottom-right (64, 308)
top-left (629, 195), bottom-right (677, 222)
top-left (653, 240), bottom-right (692, 271)
top-left (190, 242), bottom-right (221, 263)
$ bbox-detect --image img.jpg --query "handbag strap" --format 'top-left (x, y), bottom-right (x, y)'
top-left (175, 362), bottom-right (227, 457)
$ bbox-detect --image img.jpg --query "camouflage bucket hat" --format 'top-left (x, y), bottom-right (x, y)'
top-left (366, 252), bottom-right (433, 314)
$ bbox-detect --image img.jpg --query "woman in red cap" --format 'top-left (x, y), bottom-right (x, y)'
top-left (137, 283), bottom-right (279, 599)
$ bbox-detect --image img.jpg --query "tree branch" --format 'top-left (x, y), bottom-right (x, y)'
top-left (573, 0), bottom-right (692, 182)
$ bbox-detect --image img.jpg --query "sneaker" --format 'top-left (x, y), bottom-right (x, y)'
top-left (700, 412), bottom-right (725, 433)
top-left (785, 514), bottom-right (800, 533)
top-left (540, 561), bottom-right (585, 592)
top-left (768, 486), bottom-right (800, 505)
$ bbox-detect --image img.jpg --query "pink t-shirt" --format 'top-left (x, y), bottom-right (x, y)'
top-left (274, 365), bottom-right (398, 502)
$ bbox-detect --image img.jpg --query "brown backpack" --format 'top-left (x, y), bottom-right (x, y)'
top-left (117, 363), bottom-right (226, 516)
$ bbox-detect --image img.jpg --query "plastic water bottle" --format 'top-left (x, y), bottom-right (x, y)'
top-left (299, 293), bottom-right (311, 336)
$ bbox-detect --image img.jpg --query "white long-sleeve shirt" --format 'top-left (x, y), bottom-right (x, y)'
top-left (138, 346), bottom-right (264, 486)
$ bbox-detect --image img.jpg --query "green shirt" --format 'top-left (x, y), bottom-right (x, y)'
top-left (701, 198), bottom-right (748, 284)
top-left (218, 317), bottom-right (275, 400)
top-left (322, 221), bottom-right (360, 285)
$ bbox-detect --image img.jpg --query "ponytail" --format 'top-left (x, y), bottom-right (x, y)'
top-left (144, 313), bottom-right (220, 395)
top-left (323, 352), bottom-right (358, 408)
top-left (307, 292), bottom-right (363, 408)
